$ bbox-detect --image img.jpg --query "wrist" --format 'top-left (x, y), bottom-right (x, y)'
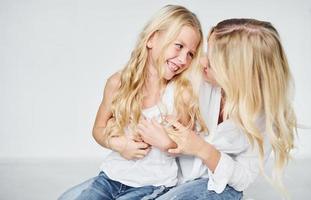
top-left (109, 136), bottom-right (127, 153)
top-left (160, 139), bottom-right (177, 152)
top-left (194, 138), bottom-right (210, 159)
top-left (196, 141), bottom-right (220, 172)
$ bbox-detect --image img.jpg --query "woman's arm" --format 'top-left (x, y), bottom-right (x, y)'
top-left (167, 117), bottom-right (272, 193)
top-left (165, 117), bottom-right (220, 172)
top-left (137, 117), bottom-right (177, 151)
top-left (136, 86), bottom-right (194, 152)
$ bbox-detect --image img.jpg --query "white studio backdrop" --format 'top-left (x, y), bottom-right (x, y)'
top-left (0, 0), bottom-right (310, 159)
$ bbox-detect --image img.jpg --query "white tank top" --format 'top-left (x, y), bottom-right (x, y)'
top-left (100, 83), bottom-right (178, 187)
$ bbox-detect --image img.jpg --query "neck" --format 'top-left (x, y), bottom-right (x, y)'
top-left (141, 61), bottom-right (167, 105)
top-left (145, 59), bottom-right (166, 89)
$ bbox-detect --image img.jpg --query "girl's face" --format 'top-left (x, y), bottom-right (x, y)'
top-left (148, 26), bottom-right (200, 80)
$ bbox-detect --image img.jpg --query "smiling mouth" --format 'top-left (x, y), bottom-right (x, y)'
top-left (167, 61), bottom-right (180, 73)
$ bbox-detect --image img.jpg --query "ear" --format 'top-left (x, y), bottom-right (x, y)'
top-left (147, 31), bottom-right (159, 49)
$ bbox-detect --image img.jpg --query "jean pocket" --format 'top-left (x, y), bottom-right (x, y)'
top-left (99, 171), bottom-right (110, 180)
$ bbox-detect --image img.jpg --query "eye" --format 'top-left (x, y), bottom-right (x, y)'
top-left (188, 52), bottom-right (194, 59)
top-left (175, 43), bottom-right (183, 49)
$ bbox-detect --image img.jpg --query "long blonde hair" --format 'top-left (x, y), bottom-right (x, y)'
top-left (208, 19), bottom-right (296, 196)
top-left (107, 5), bottom-right (207, 138)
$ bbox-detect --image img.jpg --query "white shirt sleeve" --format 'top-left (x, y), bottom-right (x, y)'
top-left (206, 119), bottom-right (272, 193)
top-left (207, 152), bottom-right (261, 193)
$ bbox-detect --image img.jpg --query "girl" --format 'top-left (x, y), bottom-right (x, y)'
top-left (139, 18), bottom-right (297, 199)
top-left (67, 5), bottom-right (206, 200)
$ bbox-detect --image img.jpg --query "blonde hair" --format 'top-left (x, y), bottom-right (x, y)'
top-left (106, 5), bottom-right (207, 139)
top-left (208, 19), bottom-right (296, 196)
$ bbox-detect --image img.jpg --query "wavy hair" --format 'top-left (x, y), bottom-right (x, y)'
top-left (105, 5), bottom-right (207, 140)
top-left (207, 18), bottom-right (297, 197)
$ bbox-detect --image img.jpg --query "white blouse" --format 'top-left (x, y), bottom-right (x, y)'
top-left (178, 82), bottom-right (272, 193)
top-left (100, 84), bottom-right (178, 187)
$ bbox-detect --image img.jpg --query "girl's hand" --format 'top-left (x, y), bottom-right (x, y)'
top-left (109, 135), bottom-right (151, 160)
top-left (137, 117), bottom-right (177, 151)
top-left (165, 116), bottom-right (206, 157)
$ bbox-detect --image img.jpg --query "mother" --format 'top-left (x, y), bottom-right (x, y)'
top-left (138, 18), bottom-right (297, 199)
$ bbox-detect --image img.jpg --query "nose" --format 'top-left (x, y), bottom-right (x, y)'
top-left (177, 51), bottom-right (187, 66)
top-left (200, 56), bottom-right (208, 67)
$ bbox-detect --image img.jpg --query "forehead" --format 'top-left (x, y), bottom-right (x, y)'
top-left (175, 26), bottom-right (200, 52)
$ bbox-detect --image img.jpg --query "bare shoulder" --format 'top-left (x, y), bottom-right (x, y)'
top-left (105, 71), bottom-right (121, 92)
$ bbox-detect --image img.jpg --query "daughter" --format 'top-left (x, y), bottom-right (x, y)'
top-left (73, 5), bottom-right (206, 200)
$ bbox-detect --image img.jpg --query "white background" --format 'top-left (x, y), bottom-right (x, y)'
top-left (1, 0), bottom-right (310, 159)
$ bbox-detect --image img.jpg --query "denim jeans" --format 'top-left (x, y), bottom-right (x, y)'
top-left (59, 172), bottom-right (170, 200)
top-left (59, 176), bottom-right (242, 200)
top-left (156, 178), bottom-right (243, 200)
top-left (58, 177), bottom-right (95, 200)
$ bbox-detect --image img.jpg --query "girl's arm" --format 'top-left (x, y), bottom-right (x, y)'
top-left (92, 73), bottom-right (118, 148)
top-left (93, 72), bottom-right (150, 160)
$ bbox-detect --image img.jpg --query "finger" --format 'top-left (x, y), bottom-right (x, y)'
top-left (136, 126), bottom-right (148, 138)
top-left (137, 124), bottom-right (147, 132)
top-left (167, 132), bottom-right (180, 141)
top-left (136, 141), bottom-right (149, 149)
top-left (132, 130), bottom-right (141, 137)
top-left (135, 154), bottom-right (145, 159)
top-left (127, 130), bottom-right (139, 141)
top-left (132, 134), bottom-right (142, 142)
top-left (137, 148), bottom-right (150, 156)
top-left (165, 116), bottom-right (184, 130)
top-left (168, 147), bottom-right (181, 154)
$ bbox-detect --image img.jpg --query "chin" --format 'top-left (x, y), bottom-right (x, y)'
top-left (164, 74), bottom-right (175, 81)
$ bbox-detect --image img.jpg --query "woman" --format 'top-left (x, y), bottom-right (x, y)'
top-left (138, 18), bottom-right (297, 199)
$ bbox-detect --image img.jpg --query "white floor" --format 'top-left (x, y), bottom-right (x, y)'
top-left (0, 158), bottom-right (310, 200)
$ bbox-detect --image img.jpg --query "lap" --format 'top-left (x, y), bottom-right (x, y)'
top-left (117, 185), bottom-right (168, 200)
top-left (75, 172), bottom-right (118, 200)
top-left (58, 177), bottom-right (95, 200)
top-left (59, 171), bottom-right (169, 200)
top-left (156, 178), bottom-right (243, 200)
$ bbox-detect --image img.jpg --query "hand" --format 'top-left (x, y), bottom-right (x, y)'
top-left (165, 116), bottom-right (205, 156)
top-left (127, 123), bottom-right (143, 142)
top-left (137, 117), bottom-right (176, 151)
top-left (109, 135), bottom-right (151, 160)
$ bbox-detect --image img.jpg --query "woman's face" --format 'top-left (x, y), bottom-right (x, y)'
top-left (200, 53), bottom-right (218, 86)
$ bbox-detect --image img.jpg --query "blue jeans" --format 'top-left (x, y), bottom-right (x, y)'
top-left (58, 177), bottom-right (95, 200)
top-left (59, 172), bottom-right (170, 200)
top-left (59, 176), bottom-right (242, 200)
top-left (156, 178), bottom-right (243, 200)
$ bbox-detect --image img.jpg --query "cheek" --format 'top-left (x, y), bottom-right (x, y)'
top-left (164, 46), bottom-right (178, 59)
top-left (203, 67), bottom-right (217, 85)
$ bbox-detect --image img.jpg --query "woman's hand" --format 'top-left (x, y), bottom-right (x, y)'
top-left (109, 135), bottom-right (151, 160)
top-left (165, 116), bottom-right (206, 157)
top-left (137, 118), bottom-right (177, 151)
top-left (166, 116), bottom-right (221, 171)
